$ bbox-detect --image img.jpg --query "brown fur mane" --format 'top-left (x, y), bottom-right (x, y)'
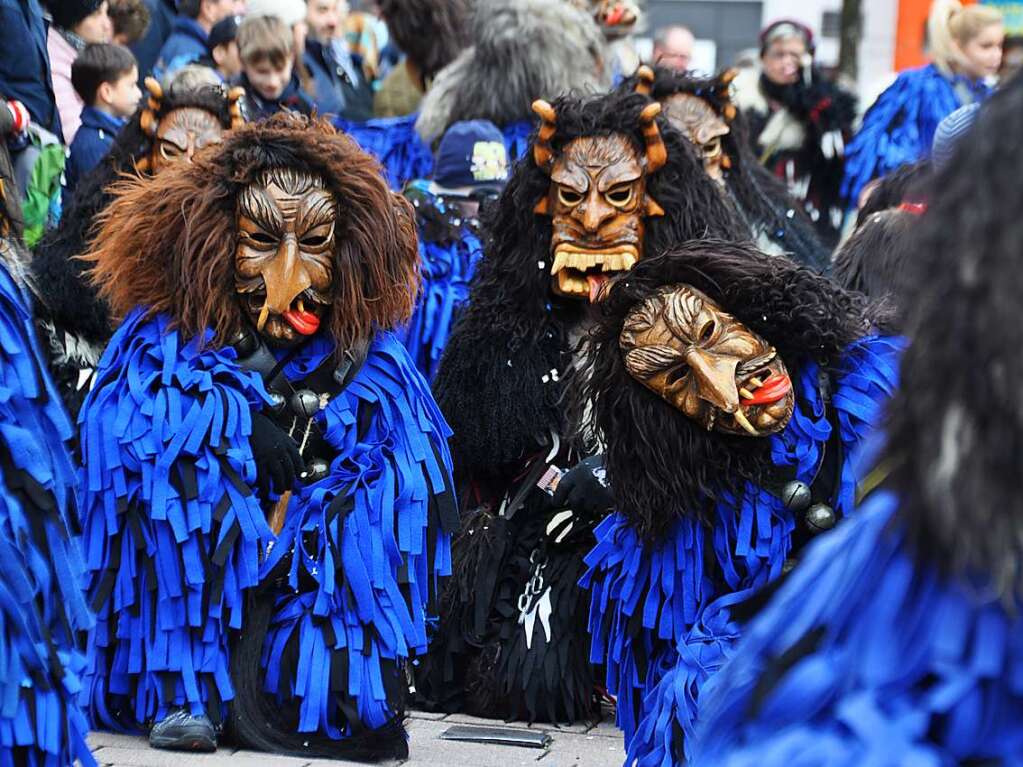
top-left (83, 113), bottom-right (419, 350)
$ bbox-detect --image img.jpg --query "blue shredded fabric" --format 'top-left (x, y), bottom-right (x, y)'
top-left (581, 335), bottom-right (903, 765)
top-left (398, 181), bottom-right (484, 381)
top-left (0, 261), bottom-right (94, 766)
top-left (690, 472), bottom-right (1023, 767)
top-left (841, 64), bottom-right (991, 207)
top-left (335, 116), bottom-right (534, 190)
top-left (80, 309), bottom-right (454, 738)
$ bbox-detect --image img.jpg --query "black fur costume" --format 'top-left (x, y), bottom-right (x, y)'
top-left (623, 66), bottom-right (828, 271)
top-left (416, 89), bottom-right (745, 723)
top-left (29, 79), bottom-right (236, 416)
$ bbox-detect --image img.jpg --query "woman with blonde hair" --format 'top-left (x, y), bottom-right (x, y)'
top-left (842, 0), bottom-right (1003, 209)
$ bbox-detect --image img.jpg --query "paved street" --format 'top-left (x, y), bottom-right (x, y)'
top-left (87, 710), bottom-right (627, 767)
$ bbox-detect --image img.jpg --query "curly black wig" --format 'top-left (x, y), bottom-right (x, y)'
top-left (832, 207), bottom-right (917, 330)
top-left (882, 77), bottom-right (1023, 598)
top-left (30, 79), bottom-right (236, 347)
top-left (618, 66), bottom-right (828, 271)
top-left (432, 89), bottom-right (747, 481)
top-left (583, 239), bottom-right (875, 539)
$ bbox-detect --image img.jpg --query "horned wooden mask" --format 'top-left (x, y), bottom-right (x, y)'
top-left (620, 284), bottom-right (795, 436)
top-left (235, 167), bottom-right (337, 346)
top-left (138, 77), bottom-right (244, 173)
top-left (532, 100), bottom-right (667, 302)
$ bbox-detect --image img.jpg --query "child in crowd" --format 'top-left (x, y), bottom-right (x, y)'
top-left (235, 15), bottom-right (314, 119)
top-left (65, 43), bottom-right (141, 196)
top-left (203, 15), bottom-right (242, 82)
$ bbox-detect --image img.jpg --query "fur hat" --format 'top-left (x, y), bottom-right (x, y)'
top-left (415, 0), bottom-right (609, 144)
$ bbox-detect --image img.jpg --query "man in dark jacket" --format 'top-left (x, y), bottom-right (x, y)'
top-left (154, 0), bottom-right (232, 80)
top-left (0, 0), bottom-right (61, 139)
top-left (303, 0), bottom-right (372, 120)
top-left (129, 0), bottom-right (173, 82)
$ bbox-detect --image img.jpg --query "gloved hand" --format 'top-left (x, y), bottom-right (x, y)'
top-left (248, 411), bottom-right (304, 499)
top-left (549, 454), bottom-right (614, 519)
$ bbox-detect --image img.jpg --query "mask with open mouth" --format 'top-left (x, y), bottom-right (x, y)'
top-left (620, 284), bottom-right (795, 436)
top-left (532, 99), bottom-right (667, 302)
top-left (234, 167), bottom-right (337, 346)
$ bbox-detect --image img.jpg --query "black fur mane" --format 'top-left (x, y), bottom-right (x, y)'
top-left (432, 90), bottom-right (747, 481)
top-left (583, 239), bottom-right (874, 539)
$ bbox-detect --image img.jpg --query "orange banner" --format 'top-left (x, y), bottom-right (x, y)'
top-left (895, 0), bottom-right (978, 71)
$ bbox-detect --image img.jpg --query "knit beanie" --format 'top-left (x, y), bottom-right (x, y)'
top-left (244, 0), bottom-right (306, 28)
top-left (49, 0), bottom-right (105, 30)
top-left (932, 103), bottom-right (980, 170)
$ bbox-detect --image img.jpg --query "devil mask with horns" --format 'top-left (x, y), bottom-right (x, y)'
top-left (137, 72), bottom-right (245, 173)
top-left (532, 98), bottom-right (668, 302)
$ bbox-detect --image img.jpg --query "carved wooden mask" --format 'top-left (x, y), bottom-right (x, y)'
top-left (532, 100), bottom-right (667, 302)
top-left (662, 94), bottom-right (730, 184)
top-left (235, 168), bottom-right (337, 346)
top-left (620, 284), bottom-right (795, 436)
top-left (150, 107), bottom-right (226, 172)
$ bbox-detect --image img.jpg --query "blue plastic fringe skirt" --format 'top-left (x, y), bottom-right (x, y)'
top-left (0, 261), bottom-right (94, 766)
top-left (79, 310), bottom-right (455, 743)
top-left (582, 336), bottom-right (903, 764)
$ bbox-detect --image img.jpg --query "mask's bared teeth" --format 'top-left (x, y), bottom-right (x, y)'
top-left (739, 387), bottom-right (754, 400)
top-left (551, 251), bottom-right (570, 275)
top-left (732, 408), bottom-right (759, 435)
top-left (296, 298), bottom-right (305, 313)
top-left (622, 252), bottom-right (637, 270)
top-left (749, 376), bottom-right (764, 389)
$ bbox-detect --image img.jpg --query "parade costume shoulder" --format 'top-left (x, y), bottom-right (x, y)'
top-left (690, 77), bottom-right (1023, 767)
top-left (418, 93), bottom-right (746, 724)
top-left (0, 202), bottom-right (94, 765)
top-left (841, 63), bottom-right (990, 208)
top-left (577, 242), bottom-right (898, 763)
top-left (398, 181), bottom-right (484, 380)
top-left (77, 114), bottom-right (454, 758)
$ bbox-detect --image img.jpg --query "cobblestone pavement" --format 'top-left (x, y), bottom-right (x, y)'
top-left (88, 710), bottom-right (627, 767)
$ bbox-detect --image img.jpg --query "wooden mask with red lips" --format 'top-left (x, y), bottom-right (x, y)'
top-left (620, 284), bottom-right (795, 436)
top-left (532, 99), bottom-right (668, 303)
top-left (235, 167), bottom-right (337, 346)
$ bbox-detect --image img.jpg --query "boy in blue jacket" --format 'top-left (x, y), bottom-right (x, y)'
top-left (65, 43), bottom-right (140, 195)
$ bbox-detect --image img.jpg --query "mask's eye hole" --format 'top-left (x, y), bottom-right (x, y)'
top-left (606, 185), bottom-right (634, 207)
top-left (246, 231), bottom-right (277, 246)
top-left (703, 137), bottom-right (722, 159)
top-left (159, 143), bottom-right (183, 159)
top-left (699, 319), bottom-right (716, 342)
top-left (665, 363), bottom-right (689, 387)
top-left (301, 235), bottom-right (329, 248)
top-left (558, 187), bottom-right (583, 206)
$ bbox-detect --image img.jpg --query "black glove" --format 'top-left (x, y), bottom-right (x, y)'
top-left (248, 411), bottom-right (304, 500)
top-left (549, 454), bottom-right (614, 519)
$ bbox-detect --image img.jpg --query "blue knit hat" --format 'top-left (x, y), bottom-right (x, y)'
top-left (432, 120), bottom-right (509, 193)
top-left (932, 103), bottom-right (981, 170)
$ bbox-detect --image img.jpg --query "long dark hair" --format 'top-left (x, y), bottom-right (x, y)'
top-left (883, 78), bottom-right (1023, 597)
top-left (583, 239), bottom-right (873, 539)
top-left (432, 90), bottom-right (747, 479)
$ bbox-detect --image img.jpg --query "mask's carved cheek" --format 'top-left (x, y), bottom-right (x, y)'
top-left (621, 284), bottom-right (795, 437)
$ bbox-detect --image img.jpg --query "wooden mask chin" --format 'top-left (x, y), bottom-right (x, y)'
top-left (234, 168), bottom-right (337, 346)
top-left (620, 284), bottom-right (795, 437)
top-left (531, 100), bottom-right (667, 303)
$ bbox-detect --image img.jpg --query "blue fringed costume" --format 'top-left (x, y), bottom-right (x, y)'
top-left (76, 114), bottom-right (456, 759)
top-left (841, 64), bottom-right (990, 208)
top-left (0, 240), bottom-right (94, 763)
top-left (576, 242), bottom-right (901, 765)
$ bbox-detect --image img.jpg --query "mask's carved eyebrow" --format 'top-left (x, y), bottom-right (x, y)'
top-left (296, 189), bottom-right (337, 234)
top-left (238, 185), bottom-right (283, 233)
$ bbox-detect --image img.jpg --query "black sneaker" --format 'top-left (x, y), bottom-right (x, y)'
top-left (149, 707), bottom-right (217, 752)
